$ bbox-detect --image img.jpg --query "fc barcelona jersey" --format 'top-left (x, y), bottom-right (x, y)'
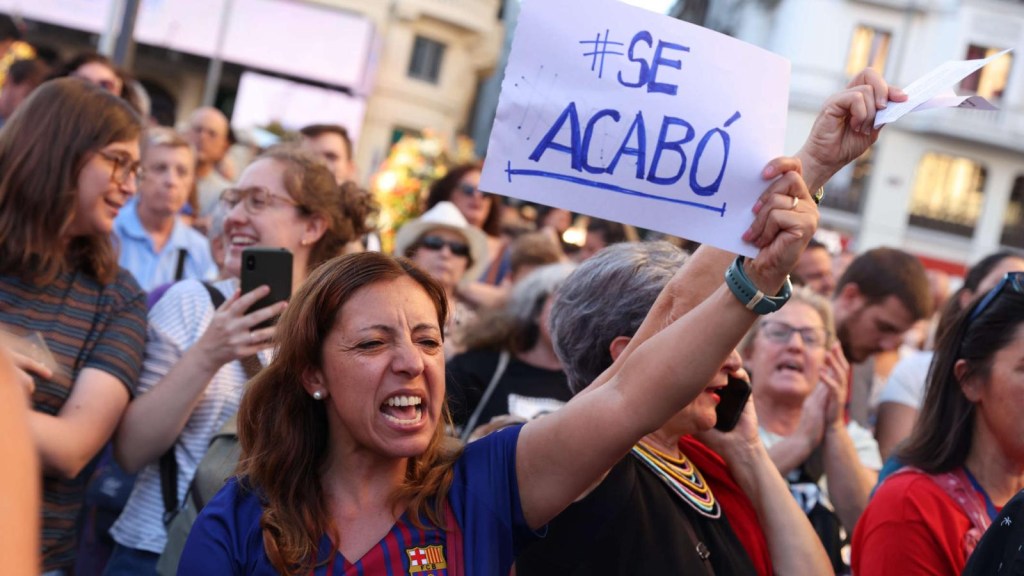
top-left (177, 426), bottom-right (538, 575)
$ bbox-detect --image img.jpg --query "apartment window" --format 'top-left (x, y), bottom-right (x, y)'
top-left (1001, 175), bottom-right (1024, 248)
top-left (908, 152), bottom-right (986, 237)
top-left (960, 45), bottom-right (1013, 100)
top-left (408, 36), bottom-right (446, 84)
top-left (821, 148), bottom-right (873, 213)
top-left (846, 25), bottom-right (891, 77)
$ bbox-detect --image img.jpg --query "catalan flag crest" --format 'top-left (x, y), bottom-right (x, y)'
top-left (406, 545), bottom-right (448, 575)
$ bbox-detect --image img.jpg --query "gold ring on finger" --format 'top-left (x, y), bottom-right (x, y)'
top-left (790, 196), bottom-right (799, 210)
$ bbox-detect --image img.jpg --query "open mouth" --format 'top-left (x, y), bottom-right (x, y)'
top-left (229, 234), bottom-right (258, 248)
top-left (775, 360), bottom-right (804, 374)
top-left (380, 395), bottom-right (424, 426)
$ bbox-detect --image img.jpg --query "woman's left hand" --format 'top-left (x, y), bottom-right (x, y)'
top-left (743, 157), bottom-right (819, 290)
top-left (820, 343), bottom-right (850, 428)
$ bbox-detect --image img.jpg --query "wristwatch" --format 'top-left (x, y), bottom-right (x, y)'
top-left (812, 186), bottom-right (825, 206)
top-left (724, 256), bottom-right (792, 315)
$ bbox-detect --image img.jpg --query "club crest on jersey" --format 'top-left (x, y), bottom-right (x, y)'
top-left (406, 545), bottom-right (448, 575)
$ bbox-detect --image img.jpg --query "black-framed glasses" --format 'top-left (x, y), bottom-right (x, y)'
top-left (219, 186), bottom-right (300, 215)
top-left (760, 320), bottom-right (828, 349)
top-left (98, 150), bottom-right (142, 185)
top-left (418, 235), bottom-right (471, 258)
top-left (967, 272), bottom-right (1024, 324)
top-left (457, 182), bottom-right (488, 199)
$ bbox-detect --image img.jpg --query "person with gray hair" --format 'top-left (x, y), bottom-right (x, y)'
top-left (517, 241), bottom-right (832, 575)
top-left (447, 262), bottom-right (576, 439)
top-left (552, 242), bottom-right (685, 393)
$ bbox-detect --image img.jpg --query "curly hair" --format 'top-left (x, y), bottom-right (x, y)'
top-left (236, 252), bottom-right (462, 575)
top-left (257, 145), bottom-right (376, 271)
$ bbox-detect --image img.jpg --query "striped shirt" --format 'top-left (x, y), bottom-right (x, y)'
top-left (0, 268), bottom-right (147, 572)
top-left (180, 426), bottom-right (538, 575)
top-left (110, 278), bottom-right (270, 554)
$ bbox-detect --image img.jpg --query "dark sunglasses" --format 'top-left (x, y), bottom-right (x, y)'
top-left (967, 271), bottom-right (1024, 324)
top-left (457, 182), bottom-right (488, 198)
top-left (419, 235), bottom-right (471, 258)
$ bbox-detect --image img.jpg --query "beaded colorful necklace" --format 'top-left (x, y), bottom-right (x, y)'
top-left (631, 441), bottom-right (720, 519)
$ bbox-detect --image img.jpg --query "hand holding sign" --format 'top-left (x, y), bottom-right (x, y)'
top-left (482, 0), bottom-right (791, 256)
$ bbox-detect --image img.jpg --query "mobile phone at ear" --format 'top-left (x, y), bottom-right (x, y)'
top-left (240, 247), bottom-right (292, 330)
top-left (714, 375), bottom-right (752, 432)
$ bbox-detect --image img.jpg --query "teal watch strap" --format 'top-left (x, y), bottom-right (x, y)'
top-left (724, 256), bottom-right (792, 315)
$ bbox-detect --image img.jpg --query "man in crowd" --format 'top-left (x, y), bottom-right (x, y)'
top-left (792, 238), bottom-right (836, 296)
top-left (299, 123), bottom-right (355, 184)
top-left (831, 247), bottom-right (932, 425)
top-left (186, 106), bottom-right (233, 218)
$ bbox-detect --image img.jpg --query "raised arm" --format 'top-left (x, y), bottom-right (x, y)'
top-left (113, 286), bottom-right (283, 473)
top-left (699, 395), bottom-right (832, 575)
top-left (579, 156), bottom-right (805, 399)
top-left (795, 68), bottom-right (907, 192)
top-left (516, 166), bottom-right (817, 529)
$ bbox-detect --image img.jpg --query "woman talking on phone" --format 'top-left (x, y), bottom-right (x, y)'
top-left (105, 145), bottom-right (374, 575)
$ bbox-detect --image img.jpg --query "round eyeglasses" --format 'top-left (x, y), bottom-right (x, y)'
top-left (219, 186), bottom-right (300, 215)
top-left (759, 320), bottom-right (828, 349)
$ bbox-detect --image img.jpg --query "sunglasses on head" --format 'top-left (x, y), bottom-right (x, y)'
top-left (967, 271), bottom-right (1024, 324)
top-left (419, 235), bottom-right (471, 258)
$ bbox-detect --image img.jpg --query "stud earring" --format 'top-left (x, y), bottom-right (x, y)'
top-left (312, 390), bottom-right (324, 400)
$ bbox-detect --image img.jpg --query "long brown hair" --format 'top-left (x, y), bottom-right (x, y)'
top-left (0, 78), bottom-right (142, 285)
top-left (899, 288), bottom-right (1024, 473)
top-left (236, 252), bottom-right (461, 575)
top-left (257, 145), bottom-right (376, 271)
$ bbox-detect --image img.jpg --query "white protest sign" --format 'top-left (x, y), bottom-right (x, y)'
top-left (480, 0), bottom-right (791, 256)
top-left (874, 49), bottom-right (1011, 128)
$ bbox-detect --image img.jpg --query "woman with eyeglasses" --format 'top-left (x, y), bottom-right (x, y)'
top-left (0, 78), bottom-right (148, 576)
top-left (105, 144), bottom-right (373, 575)
top-left (740, 286), bottom-right (880, 574)
top-left (852, 272), bottom-right (1024, 575)
top-left (394, 201), bottom-right (490, 358)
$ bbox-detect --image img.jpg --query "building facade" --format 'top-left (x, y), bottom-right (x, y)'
top-left (674, 0), bottom-right (1024, 271)
top-left (4, 0), bottom-right (504, 185)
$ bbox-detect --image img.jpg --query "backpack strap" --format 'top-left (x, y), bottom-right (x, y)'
top-left (459, 350), bottom-right (511, 443)
top-left (174, 248), bottom-right (187, 281)
top-left (159, 282), bottom-right (229, 522)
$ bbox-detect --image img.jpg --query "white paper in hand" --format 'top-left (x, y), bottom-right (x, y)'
top-left (874, 49), bottom-right (1010, 128)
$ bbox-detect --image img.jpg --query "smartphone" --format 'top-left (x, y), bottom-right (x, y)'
top-left (240, 247), bottom-right (292, 330)
top-left (714, 375), bottom-right (752, 432)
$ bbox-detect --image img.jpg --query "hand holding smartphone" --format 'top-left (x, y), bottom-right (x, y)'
top-left (240, 248), bottom-right (292, 330)
top-left (714, 375), bottom-right (752, 432)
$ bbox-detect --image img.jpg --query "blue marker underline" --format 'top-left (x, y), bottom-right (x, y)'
top-left (504, 161), bottom-right (727, 216)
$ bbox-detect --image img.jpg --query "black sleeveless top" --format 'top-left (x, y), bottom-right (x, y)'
top-left (516, 454), bottom-right (758, 575)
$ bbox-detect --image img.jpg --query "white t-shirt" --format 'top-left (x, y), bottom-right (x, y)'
top-left (876, 350), bottom-right (934, 410)
top-left (110, 279), bottom-right (271, 553)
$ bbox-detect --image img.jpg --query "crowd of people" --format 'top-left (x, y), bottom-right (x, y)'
top-left (1, 17), bottom-right (1022, 576)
